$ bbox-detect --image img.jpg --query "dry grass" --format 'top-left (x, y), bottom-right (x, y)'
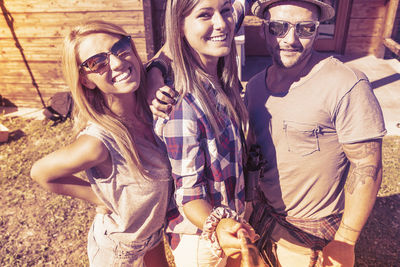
top-left (0, 116), bottom-right (399, 266)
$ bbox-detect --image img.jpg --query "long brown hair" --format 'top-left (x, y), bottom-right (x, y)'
top-left (165, 0), bottom-right (248, 135)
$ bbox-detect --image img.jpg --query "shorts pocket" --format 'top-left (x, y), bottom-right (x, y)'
top-left (112, 239), bottom-right (148, 265)
top-left (111, 228), bottom-right (163, 266)
top-left (283, 120), bottom-right (320, 156)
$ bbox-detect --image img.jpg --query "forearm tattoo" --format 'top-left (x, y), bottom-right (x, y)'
top-left (345, 164), bottom-right (378, 194)
top-left (344, 141), bottom-right (380, 195)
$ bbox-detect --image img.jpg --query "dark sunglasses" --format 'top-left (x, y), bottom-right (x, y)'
top-left (265, 20), bottom-right (319, 38)
top-left (79, 35), bottom-right (132, 73)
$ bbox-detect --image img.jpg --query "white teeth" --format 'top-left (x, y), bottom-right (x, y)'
top-left (113, 68), bottom-right (131, 83)
top-left (208, 34), bottom-right (227, 42)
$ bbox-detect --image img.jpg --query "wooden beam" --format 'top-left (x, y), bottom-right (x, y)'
top-left (383, 38), bottom-right (400, 56)
top-left (143, 0), bottom-right (155, 60)
top-left (151, 0), bottom-right (168, 52)
top-left (382, 0), bottom-right (400, 39)
top-left (333, 0), bottom-right (353, 54)
top-left (376, 0), bottom-right (400, 57)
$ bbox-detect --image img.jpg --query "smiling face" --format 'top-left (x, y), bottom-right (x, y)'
top-left (182, 0), bottom-right (234, 69)
top-left (263, 1), bottom-right (319, 69)
top-left (77, 33), bottom-right (142, 96)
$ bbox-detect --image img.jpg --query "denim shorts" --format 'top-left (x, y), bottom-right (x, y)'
top-left (87, 214), bottom-right (163, 267)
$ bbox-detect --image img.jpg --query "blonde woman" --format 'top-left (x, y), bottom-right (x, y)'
top-left (153, 0), bottom-right (258, 266)
top-left (30, 21), bottom-right (171, 267)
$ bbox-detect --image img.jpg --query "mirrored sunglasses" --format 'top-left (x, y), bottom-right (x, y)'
top-left (266, 20), bottom-right (319, 38)
top-left (79, 35), bottom-right (132, 73)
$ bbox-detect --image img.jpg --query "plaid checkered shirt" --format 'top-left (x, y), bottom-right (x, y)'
top-left (154, 85), bottom-right (246, 250)
top-left (152, 0), bottom-right (256, 250)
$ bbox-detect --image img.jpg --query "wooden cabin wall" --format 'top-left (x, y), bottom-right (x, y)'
top-left (0, 0), bottom-right (153, 108)
top-left (345, 0), bottom-right (400, 56)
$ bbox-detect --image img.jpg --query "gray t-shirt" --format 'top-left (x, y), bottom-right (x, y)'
top-left (245, 56), bottom-right (386, 219)
top-left (80, 124), bottom-right (172, 243)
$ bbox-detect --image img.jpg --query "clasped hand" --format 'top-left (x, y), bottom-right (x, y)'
top-left (216, 218), bottom-right (265, 267)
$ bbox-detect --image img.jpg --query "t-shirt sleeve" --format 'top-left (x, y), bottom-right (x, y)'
top-left (158, 98), bottom-right (207, 207)
top-left (334, 79), bottom-right (387, 143)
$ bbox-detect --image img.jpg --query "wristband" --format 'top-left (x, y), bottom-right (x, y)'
top-left (340, 221), bottom-right (361, 233)
top-left (201, 206), bottom-right (242, 258)
top-left (335, 230), bottom-right (357, 245)
top-left (146, 58), bottom-right (169, 79)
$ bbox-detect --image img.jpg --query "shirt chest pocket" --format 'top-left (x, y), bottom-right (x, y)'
top-left (283, 120), bottom-right (321, 156)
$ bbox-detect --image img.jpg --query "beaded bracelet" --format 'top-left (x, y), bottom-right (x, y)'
top-left (201, 206), bottom-right (243, 258)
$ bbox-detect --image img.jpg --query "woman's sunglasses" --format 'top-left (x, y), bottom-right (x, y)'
top-left (265, 20), bottom-right (319, 38)
top-left (79, 35), bottom-right (132, 73)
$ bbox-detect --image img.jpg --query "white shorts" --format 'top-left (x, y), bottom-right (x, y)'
top-left (172, 234), bottom-right (228, 267)
top-left (87, 214), bottom-right (163, 267)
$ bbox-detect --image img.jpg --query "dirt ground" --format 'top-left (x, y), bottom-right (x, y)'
top-left (1, 117), bottom-right (399, 266)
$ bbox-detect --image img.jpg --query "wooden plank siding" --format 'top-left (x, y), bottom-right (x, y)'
top-left (345, 0), bottom-right (400, 55)
top-left (3, 0), bottom-right (143, 12)
top-left (0, 0), bottom-right (153, 108)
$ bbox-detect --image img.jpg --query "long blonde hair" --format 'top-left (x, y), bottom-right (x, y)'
top-left (62, 20), bottom-right (150, 178)
top-left (165, 0), bottom-right (248, 136)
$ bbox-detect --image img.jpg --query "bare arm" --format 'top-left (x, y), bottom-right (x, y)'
top-left (30, 134), bottom-right (109, 206)
top-left (183, 199), bottom-right (214, 229)
top-left (322, 139), bottom-right (382, 266)
top-left (339, 139), bottom-right (382, 242)
top-left (146, 45), bottom-right (177, 119)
